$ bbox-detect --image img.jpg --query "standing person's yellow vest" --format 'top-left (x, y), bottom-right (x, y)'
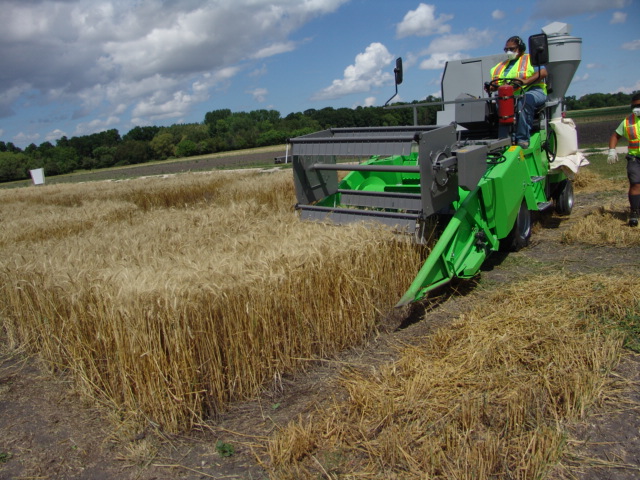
top-left (623, 114), bottom-right (640, 154)
top-left (490, 54), bottom-right (547, 94)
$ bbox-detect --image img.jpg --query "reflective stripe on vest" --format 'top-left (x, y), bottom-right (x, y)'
top-left (492, 55), bottom-right (527, 80)
top-left (624, 114), bottom-right (640, 153)
top-left (491, 54), bottom-right (547, 94)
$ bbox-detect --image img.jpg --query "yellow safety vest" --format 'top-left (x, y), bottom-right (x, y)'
top-left (490, 54), bottom-right (547, 95)
top-left (624, 114), bottom-right (640, 154)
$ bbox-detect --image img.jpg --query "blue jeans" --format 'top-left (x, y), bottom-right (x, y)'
top-left (515, 87), bottom-right (546, 144)
top-left (498, 87), bottom-right (546, 144)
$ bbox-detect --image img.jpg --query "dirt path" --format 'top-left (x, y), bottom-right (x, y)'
top-left (1, 182), bottom-right (640, 479)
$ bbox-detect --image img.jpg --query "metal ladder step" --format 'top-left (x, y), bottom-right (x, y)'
top-left (531, 175), bottom-right (545, 183)
top-left (537, 201), bottom-right (553, 211)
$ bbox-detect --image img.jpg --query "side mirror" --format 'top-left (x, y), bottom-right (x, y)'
top-left (394, 57), bottom-right (403, 85)
top-left (385, 57), bottom-right (403, 106)
top-left (528, 33), bottom-right (548, 66)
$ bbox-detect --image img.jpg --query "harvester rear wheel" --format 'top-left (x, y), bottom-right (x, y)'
top-left (554, 179), bottom-right (574, 216)
top-left (501, 200), bottom-right (531, 252)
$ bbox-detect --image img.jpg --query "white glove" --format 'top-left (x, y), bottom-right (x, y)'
top-left (607, 148), bottom-right (619, 164)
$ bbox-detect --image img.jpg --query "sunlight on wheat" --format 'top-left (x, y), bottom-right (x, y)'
top-left (266, 273), bottom-right (637, 479)
top-left (0, 170), bottom-right (423, 431)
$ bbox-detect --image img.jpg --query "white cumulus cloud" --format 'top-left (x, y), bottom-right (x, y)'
top-left (615, 79), bottom-right (640, 94)
top-left (45, 129), bottom-right (67, 143)
top-left (420, 52), bottom-right (468, 70)
top-left (0, 0), bottom-right (349, 136)
top-left (611, 11), bottom-right (627, 23)
top-left (416, 29), bottom-right (493, 70)
top-left (396, 3), bottom-right (453, 38)
top-left (622, 39), bottom-right (640, 50)
top-left (248, 88), bottom-right (268, 102)
top-left (312, 43), bottom-right (394, 101)
top-left (424, 29), bottom-right (494, 55)
top-left (364, 97), bottom-right (377, 107)
top-left (13, 132), bottom-right (40, 146)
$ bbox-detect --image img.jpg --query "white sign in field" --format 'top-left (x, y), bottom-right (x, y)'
top-left (30, 168), bottom-right (45, 185)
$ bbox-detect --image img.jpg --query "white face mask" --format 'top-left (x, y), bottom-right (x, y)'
top-left (633, 107), bottom-right (640, 116)
top-left (506, 50), bottom-right (518, 61)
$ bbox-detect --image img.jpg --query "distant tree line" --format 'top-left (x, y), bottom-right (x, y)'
top-left (0, 91), bottom-right (635, 183)
top-left (564, 91), bottom-right (638, 110)
top-left (0, 100), bottom-right (438, 183)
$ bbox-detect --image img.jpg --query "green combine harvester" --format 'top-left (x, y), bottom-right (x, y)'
top-left (290, 23), bottom-right (582, 306)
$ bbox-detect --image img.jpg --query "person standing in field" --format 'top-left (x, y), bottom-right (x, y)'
top-left (608, 92), bottom-right (640, 227)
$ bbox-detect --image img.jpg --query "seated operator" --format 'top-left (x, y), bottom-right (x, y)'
top-left (487, 36), bottom-right (547, 149)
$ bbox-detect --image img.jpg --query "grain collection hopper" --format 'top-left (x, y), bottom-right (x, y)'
top-left (290, 23), bottom-right (582, 306)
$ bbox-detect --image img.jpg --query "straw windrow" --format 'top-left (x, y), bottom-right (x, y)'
top-left (266, 274), bottom-right (636, 479)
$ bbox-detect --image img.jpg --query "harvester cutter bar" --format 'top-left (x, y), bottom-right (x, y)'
top-left (297, 204), bottom-right (420, 231)
top-left (310, 163), bottom-right (419, 173)
top-left (338, 190), bottom-right (422, 211)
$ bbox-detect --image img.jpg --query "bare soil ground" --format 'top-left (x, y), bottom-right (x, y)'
top-left (2, 150), bottom-right (640, 480)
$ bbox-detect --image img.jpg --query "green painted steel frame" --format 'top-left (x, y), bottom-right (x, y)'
top-left (396, 130), bottom-right (560, 305)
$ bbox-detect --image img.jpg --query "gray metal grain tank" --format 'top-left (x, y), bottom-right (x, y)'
top-left (542, 22), bottom-right (582, 119)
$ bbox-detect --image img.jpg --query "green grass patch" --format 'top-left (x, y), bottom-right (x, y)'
top-left (216, 441), bottom-right (235, 457)
top-left (568, 105), bottom-right (629, 123)
top-left (584, 153), bottom-right (629, 180)
top-left (619, 310), bottom-right (640, 353)
top-left (598, 305), bottom-right (640, 353)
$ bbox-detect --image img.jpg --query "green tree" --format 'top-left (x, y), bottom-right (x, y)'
top-left (114, 140), bottom-right (154, 165)
top-left (123, 126), bottom-right (161, 142)
top-left (45, 146), bottom-right (79, 175)
top-left (92, 146), bottom-right (117, 168)
top-left (66, 129), bottom-right (121, 158)
top-left (175, 139), bottom-right (198, 158)
top-left (204, 109), bottom-right (232, 136)
top-left (150, 132), bottom-right (175, 159)
top-left (0, 152), bottom-right (28, 182)
top-left (257, 129), bottom-right (288, 147)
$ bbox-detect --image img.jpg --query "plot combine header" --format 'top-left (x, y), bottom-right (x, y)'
top-left (290, 23), bottom-right (582, 306)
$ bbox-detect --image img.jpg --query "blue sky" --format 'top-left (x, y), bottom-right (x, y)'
top-left (0, 0), bottom-right (638, 149)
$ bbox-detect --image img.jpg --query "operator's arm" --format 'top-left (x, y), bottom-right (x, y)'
top-left (523, 67), bottom-right (547, 86)
top-left (609, 132), bottom-right (621, 149)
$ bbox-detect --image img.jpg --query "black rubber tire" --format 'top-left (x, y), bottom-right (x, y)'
top-left (500, 200), bottom-right (532, 252)
top-left (554, 179), bottom-right (574, 216)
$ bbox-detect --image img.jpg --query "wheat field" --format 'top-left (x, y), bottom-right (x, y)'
top-left (2, 166), bottom-right (639, 479)
top-left (0, 170), bottom-right (423, 431)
